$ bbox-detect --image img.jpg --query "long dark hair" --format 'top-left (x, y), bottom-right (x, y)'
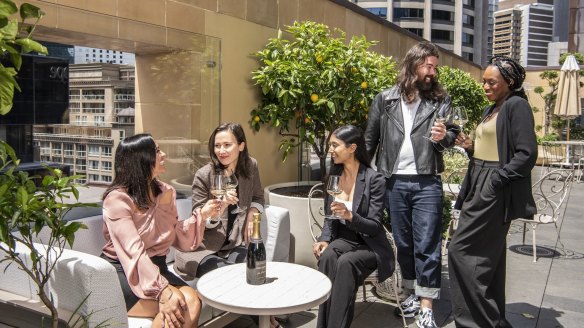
top-left (328, 125), bottom-right (371, 177)
top-left (103, 133), bottom-right (161, 209)
top-left (398, 42), bottom-right (446, 103)
top-left (208, 122), bottom-right (252, 178)
top-left (489, 55), bottom-right (528, 101)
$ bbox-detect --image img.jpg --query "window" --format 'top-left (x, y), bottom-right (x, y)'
top-left (462, 33), bottom-right (474, 46)
top-left (432, 10), bottom-right (453, 22)
top-left (102, 146), bottom-right (112, 157)
top-left (64, 144), bottom-right (74, 156)
top-left (394, 8), bottom-right (424, 20)
top-left (88, 145), bottom-right (100, 156)
top-left (95, 116), bottom-right (105, 126)
top-left (102, 161), bottom-right (112, 171)
top-left (366, 7), bottom-right (387, 19)
top-left (406, 28), bottom-right (424, 37)
top-left (89, 160), bottom-right (100, 170)
top-left (89, 174), bottom-right (100, 182)
top-left (431, 29), bottom-right (454, 42)
top-left (77, 144), bottom-right (86, 157)
top-left (102, 175), bottom-right (112, 183)
top-left (119, 130), bottom-right (125, 141)
top-left (462, 14), bottom-right (474, 27)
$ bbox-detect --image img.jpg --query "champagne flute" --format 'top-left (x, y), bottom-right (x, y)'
top-left (225, 170), bottom-right (247, 214)
top-left (424, 108), bottom-right (452, 143)
top-left (208, 172), bottom-right (225, 227)
top-left (452, 106), bottom-right (468, 130)
top-left (326, 175), bottom-right (342, 219)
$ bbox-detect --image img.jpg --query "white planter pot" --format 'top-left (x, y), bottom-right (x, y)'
top-left (264, 181), bottom-right (324, 268)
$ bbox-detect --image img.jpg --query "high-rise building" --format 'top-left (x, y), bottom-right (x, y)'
top-left (74, 47), bottom-right (135, 65)
top-left (33, 63), bottom-right (135, 185)
top-left (350, 0), bottom-right (490, 66)
top-left (493, 2), bottom-right (553, 67)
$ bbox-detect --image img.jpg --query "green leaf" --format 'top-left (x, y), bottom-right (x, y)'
top-left (0, 18), bottom-right (17, 39)
top-left (0, 0), bottom-right (17, 18)
top-left (14, 38), bottom-right (47, 54)
top-left (19, 3), bottom-right (44, 20)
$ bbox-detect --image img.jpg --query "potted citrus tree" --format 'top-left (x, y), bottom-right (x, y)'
top-left (250, 21), bottom-right (397, 184)
top-left (249, 21), bottom-right (397, 267)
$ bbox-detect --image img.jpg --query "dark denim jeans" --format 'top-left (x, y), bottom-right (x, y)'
top-left (386, 174), bottom-right (443, 298)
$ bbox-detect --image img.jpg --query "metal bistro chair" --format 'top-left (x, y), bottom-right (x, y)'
top-left (515, 169), bottom-right (575, 262)
top-left (308, 184), bottom-right (407, 328)
top-left (540, 141), bottom-right (570, 178)
top-left (441, 168), bottom-right (467, 256)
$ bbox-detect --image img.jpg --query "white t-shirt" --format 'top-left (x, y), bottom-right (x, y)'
top-left (395, 96), bottom-right (420, 175)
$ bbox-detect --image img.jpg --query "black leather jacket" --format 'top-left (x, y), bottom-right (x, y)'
top-left (364, 86), bottom-right (458, 178)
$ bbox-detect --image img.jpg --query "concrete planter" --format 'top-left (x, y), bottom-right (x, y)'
top-left (264, 181), bottom-right (324, 268)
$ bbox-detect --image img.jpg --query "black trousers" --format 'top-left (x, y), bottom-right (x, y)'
top-left (317, 238), bottom-right (377, 328)
top-left (448, 159), bottom-right (511, 328)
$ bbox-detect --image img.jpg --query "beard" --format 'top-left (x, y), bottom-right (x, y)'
top-left (416, 76), bottom-right (435, 91)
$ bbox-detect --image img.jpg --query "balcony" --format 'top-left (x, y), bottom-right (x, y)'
top-left (114, 94), bottom-right (135, 101)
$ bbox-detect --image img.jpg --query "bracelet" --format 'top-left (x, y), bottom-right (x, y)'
top-left (159, 288), bottom-right (174, 304)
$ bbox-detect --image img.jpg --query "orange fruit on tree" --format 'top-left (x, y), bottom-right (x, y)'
top-left (253, 115), bottom-right (260, 122)
top-left (360, 81), bottom-right (368, 89)
top-left (316, 53), bottom-right (323, 63)
top-left (351, 67), bottom-right (358, 73)
top-left (310, 93), bottom-right (319, 103)
top-left (305, 117), bottom-right (311, 124)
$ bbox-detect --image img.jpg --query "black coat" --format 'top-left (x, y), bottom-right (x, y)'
top-left (318, 164), bottom-right (395, 282)
top-left (456, 95), bottom-right (538, 222)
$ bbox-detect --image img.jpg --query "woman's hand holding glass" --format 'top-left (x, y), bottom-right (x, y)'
top-left (208, 173), bottom-right (226, 228)
top-left (224, 170), bottom-right (247, 214)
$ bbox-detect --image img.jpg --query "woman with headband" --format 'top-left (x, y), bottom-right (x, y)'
top-left (448, 56), bottom-right (537, 327)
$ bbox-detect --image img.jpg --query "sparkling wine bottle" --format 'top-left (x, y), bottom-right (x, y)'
top-left (246, 212), bottom-right (266, 285)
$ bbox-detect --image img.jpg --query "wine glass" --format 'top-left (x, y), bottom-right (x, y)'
top-left (326, 175), bottom-right (342, 219)
top-left (225, 170), bottom-right (247, 214)
top-left (208, 172), bottom-right (225, 227)
top-left (452, 106), bottom-right (468, 130)
top-left (424, 109), bottom-right (452, 143)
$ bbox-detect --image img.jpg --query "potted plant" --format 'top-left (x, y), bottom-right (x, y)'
top-left (250, 21), bottom-right (397, 184)
top-left (0, 140), bottom-right (98, 328)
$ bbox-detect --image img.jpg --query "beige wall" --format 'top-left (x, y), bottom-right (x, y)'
top-left (18, 0), bottom-right (483, 186)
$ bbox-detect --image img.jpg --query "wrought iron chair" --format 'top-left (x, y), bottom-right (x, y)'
top-left (441, 168), bottom-right (467, 255)
top-left (515, 169), bottom-right (575, 262)
top-left (540, 141), bottom-right (570, 178)
top-left (308, 183), bottom-right (407, 327)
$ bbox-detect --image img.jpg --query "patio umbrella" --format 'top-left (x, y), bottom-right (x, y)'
top-left (554, 54), bottom-right (581, 140)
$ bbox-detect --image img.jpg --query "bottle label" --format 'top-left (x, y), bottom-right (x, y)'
top-left (248, 260), bottom-right (266, 285)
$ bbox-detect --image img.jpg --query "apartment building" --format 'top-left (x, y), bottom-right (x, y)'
top-left (74, 47), bottom-right (135, 65)
top-left (493, 2), bottom-right (554, 67)
top-left (350, 0), bottom-right (490, 66)
top-left (33, 64), bottom-right (135, 185)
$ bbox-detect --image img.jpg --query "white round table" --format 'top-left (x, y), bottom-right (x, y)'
top-left (196, 262), bottom-right (331, 328)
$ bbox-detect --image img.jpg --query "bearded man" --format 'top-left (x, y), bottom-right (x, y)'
top-left (365, 42), bottom-right (458, 328)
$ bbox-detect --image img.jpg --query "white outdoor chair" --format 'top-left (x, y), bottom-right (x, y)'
top-left (307, 183), bottom-right (407, 328)
top-left (515, 169), bottom-right (575, 262)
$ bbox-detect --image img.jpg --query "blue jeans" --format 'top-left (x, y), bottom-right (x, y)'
top-left (387, 174), bottom-right (443, 299)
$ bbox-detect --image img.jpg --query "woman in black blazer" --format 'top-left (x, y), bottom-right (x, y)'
top-left (312, 125), bottom-right (394, 328)
top-left (449, 56), bottom-right (537, 327)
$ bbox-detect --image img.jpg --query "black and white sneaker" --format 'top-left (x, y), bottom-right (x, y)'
top-left (416, 308), bottom-right (438, 328)
top-left (393, 294), bottom-right (420, 318)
